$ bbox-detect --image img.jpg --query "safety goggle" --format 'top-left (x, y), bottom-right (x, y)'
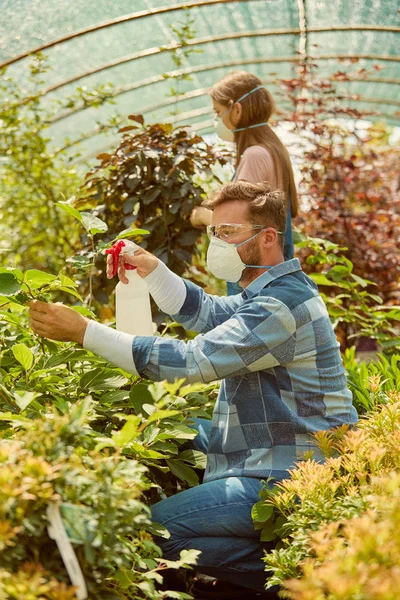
top-left (207, 223), bottom-right (267, 241)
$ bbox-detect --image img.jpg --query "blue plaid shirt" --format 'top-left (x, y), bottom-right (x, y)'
top-left (132, 259), bottom-right (357, 482)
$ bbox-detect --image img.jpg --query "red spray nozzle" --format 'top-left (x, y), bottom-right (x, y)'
top-left (106, 240), bottom-right (136, 277)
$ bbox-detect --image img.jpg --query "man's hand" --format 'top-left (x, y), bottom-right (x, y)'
top-left (106, 244), bottom-right (158, 284)
top-left (29, 300), bottom-right (89, 345)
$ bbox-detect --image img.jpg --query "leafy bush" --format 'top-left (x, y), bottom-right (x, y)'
top-left (74, 117), bottom-right (229, 305)
top-left (251, 376), bottom-right (400, 595)
top-left (343, 348), bottom-right (400, 413)
top-left (0, 404), bottom-right (198, 599)
top-left (283, 472), bottom-right (400, 600)
top-left (295, 235), bottom-right (400, 352)
top-left (0, 267), bottom-right (216, 501)
top-left (0, 266), bottom-right (223, 596)
top-left (0, 55), bottom-right (117, 274)
top-left (277, 63), bottom-right (400, 306)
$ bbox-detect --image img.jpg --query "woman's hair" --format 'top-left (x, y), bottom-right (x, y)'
top-left (203, 180), bottom-right (287, 242)
top-left (210, 70), bottom-right (298, 217)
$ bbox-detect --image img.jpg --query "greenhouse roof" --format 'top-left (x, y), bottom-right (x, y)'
top-left (1, 0), bottom-right (399, 162)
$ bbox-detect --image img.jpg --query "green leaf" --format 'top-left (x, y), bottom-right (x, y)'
top-left (310, 274), bottom-right (344, 287)
top-left (112, 416), bottom-right (141, 447)
top-left (260, 520), bottom-right (277, 542)
top-left (159, 424), bottom-right (197, 440)
top-left (166, 459), bottom-right (199, 486)
top-left (251, 501), bottom-right (274, 523)
top-left (146, 409), bottom-right (181, 425)
top-left (80, 368), bottom-right (128, 391)
top-left (69, 305), bottom-right (96, 317)
top-left (45, 348), bottom-right (90, 368)
top-left (24, 270), bottom-right (57, 289)
top-left (129, 382), bottom-right (154, 414)
top-left (56, 201), bottom-right (83, 223)
top-left (179, 449), bottom-right (207, 469)
top-left (12, 343), bottom-right (34, 371)
top-left (156, 548), bottom-right (200, 570)
top-left (81, 212), bottom-right (108, 235)
top-left (59, 273), bottom-right (77, 288)
top-left (130, 442), bottom-right (166, 459)
top-left (13, 391), bottom-right (38, 411)
top-left (116, 228), bottom-right (150, 240)
top-left (0, 272), bottom-right (21, 296)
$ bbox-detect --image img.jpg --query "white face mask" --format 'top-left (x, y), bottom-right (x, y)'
top-left (214, 85), bottom-right (268, 143)
top-left (207, 230), bottom-right (273, 283)
top-left (215, 117), bottom-right (235, 143)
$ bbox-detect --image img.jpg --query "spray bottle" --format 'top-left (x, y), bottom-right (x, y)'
top-left (106, 240), bottom-right (153, 336)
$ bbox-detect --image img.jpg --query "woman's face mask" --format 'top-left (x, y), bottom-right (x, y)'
top-left (215, 116), bottom-right (235, 143)
top-left (206, 227), bottom-right (275, 283)
top-left (214, 85), bottom-right (268, 142)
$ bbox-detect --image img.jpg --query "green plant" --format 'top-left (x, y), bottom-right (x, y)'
top-left (74, 118), bottom-right (229, 308)
top-left (251, 379), bottom-right (400, 591)
top-left (277, 62), bottom-right (400, 307)
top-left (0, 54), bottom-right (117, 274)
top-left (0, 403), bottom-right (198, 599)
top-left (296, 235), bottom-right (400, 352)
top-left (163, 8), bottom-right (203, 118)
top-left (343, 349), bottom-right (400, 413)
top-left (0, 266), bottom-right (216, 501)
top-left (0, 264), bottom-right (222, 596)
top-left (282, 472), bottom-right (400, 599)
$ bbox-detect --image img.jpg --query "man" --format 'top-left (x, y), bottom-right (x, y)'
top-left (29, 181), bottom-right (357, 598)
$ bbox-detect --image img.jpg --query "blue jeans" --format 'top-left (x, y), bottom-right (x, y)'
top-left (151, 419), bottom-right (279, 592)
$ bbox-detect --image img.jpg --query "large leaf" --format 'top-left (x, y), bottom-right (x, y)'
top-left (81, 212), bottom-right (108, 235)
top-left (251, 501), bottom-right (274, 523)
top-left (56, 200), bottom-right (83, 223)
top-left (158, 424), bottom-right (197, 440)
top-left (309, 273), bottom-right (346, 288)
top-left (116, 228), bottom-right (150, 240)
top-left (24, 270), bottom-right (57, 289)
top-left (179, 449), bottom-right (207, 469)
top-left (12, 343), bottom-right (34, 371)
top-left (146, 409), bottom-right (181, 425)
top-left (112, 416), bottom-right (141, 447)
top-left (80, 368), bottom-right (128, 391)
top-left (260, 520), bottom-right (278, 542)
top-left (13, 390), bottom-right (38, 411)
top-left (166, 459), bottom-right (199, 486)
top-left (129, 383), bottom-right (154, 414)
top-left (45, 348), bottom-right (91, 369)
top-left (0, 272), bottom-right (21, 296)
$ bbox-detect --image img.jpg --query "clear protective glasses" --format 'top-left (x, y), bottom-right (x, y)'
top-left (207, 223), bottom-right (266, 241)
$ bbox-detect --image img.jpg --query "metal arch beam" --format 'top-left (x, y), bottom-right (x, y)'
top-left (48, 54), bottom-right (400, 127)
top-left (59, 91), bottom-right (400, 159)
top-left (53, 74), bottom-right (400, 150)
top-left (0, 0), bottom-right (263, 69)
top-left (74, 102), bottom-right (400, 164)
top-left (42, 28), bottom-right (302, 95)
top-left (38, 25), bottom-right (400, 97)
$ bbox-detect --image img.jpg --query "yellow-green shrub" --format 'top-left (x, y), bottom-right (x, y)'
top-left (256, 382), bottom-right (400, 597)
top-left (0, 405), bottom-right (197, 599)
top-left (283, 473), bottom-right (400, 600)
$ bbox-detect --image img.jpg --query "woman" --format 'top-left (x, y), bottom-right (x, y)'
top-left (191, 70), bottom-right (298, 281)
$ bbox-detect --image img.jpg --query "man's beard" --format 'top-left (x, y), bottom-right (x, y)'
top-left (239, 238), bottom-right (263, 287)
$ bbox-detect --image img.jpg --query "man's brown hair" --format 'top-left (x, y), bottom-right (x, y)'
top-left (202, 180), bottom-right (287, 236)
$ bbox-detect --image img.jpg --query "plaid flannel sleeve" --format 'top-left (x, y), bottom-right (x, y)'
top-left (133, 296), bottom-right (297, 383)
top-left (170, 279), bottom-right (244, 333)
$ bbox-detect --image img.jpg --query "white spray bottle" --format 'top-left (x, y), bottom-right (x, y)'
top-left (106, 240), bottom-right (153, 336)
